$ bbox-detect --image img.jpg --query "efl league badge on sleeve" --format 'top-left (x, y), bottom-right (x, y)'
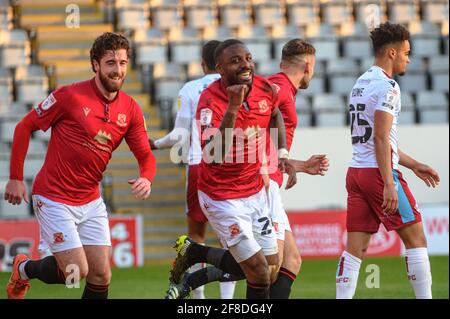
top-left (200, 108), bottom-right (213, 125)
top-left (41, 93), bottom-right (57, 110)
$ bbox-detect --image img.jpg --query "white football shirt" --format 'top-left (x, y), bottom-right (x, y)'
top-left (178, 73), bottom-right (220, 165)
top-left (349, 66), bottom-right (401, 169)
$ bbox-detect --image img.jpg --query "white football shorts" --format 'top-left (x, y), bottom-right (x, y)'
top-left (267, 180), bottom-right (292, 241)
top-left (198, 188), bottom-right (278, 263)
top-left (32, 195), bottom-right (111, 253)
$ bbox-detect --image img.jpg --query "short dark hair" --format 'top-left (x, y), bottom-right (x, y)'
top-left (90, 32), bottom-right (130, 72)
top-left (213, 39), bottom-right (245, 63)
top-left (281, 39), bottom-right (316, 63)
top-left (202, 40), bottom-right (222, 71)
top-left (370, 22), bottom-right (410, 56)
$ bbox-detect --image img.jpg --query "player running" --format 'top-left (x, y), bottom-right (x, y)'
top-left (150, 40), bottom-right (236, 299)
top-left (4, 33), bottom-right (156, 299)
top-left (166, 39), bottom-right (297, 299)
top-left (336, 22), bottom-right (440, 299)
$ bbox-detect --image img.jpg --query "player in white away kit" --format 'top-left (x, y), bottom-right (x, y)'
top-left (150, 40), bottom-right (236, 299)
top-left (336, 22), bottom-right (440, 299)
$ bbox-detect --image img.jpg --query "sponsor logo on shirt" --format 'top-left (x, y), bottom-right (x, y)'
top-left (116, 113), bottom-right (127, 127)
top-left (41, 93), bottom-right (56, 111)
top-left (200, 108), bottom-right (213, 125)
top-left (83, 107), bottom-right (91, 117)
top-left (258, 99), bottom-right (269, 113)
top-left (53, 232), bottom-right (65, 244)
top-left (229, 224), bottom-right (241, 238)
top-left (94, 129), bottom-right (112, 145)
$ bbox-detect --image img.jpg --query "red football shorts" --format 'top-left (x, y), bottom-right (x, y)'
top-left (187, 164), bottom-right (208, 223)
top-left (346, 167), bottom-right (422, 233)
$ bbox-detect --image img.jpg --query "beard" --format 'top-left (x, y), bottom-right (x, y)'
top-left (398, 72), bottom-right (406, 76)
top-left (299, 77), bottom-right (311, 89)
top-left (99, 69), bottom-right (125, 93)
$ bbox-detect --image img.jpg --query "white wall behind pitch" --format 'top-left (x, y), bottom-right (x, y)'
top-left (281, 124), bottom-right (449, 211)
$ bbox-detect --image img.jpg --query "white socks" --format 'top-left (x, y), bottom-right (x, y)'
top-left (405, 247), bottom-right (432, 299)
top-left (220, 281), bottom-right (236, 299)
top-left (189, 262), bottom-right (206, 299)
top-left (336, 251), bottom-right (362, 299)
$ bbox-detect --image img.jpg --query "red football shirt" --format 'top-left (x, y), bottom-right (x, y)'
top-left (30, 78), bottom-right (155, 205)
top-left (196, 75), bottom-right (278, 201)
top-left (267, 72), bottom-right (298, 187)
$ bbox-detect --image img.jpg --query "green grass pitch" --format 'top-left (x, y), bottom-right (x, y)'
top-left (1, 256), bottom-right (447, 299)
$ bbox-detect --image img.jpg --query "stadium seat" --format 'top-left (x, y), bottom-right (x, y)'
top-left (168, 26), bottom-right (202, 64)
top-left (152, 62), bottom-right (186, 101)
top-left (285, 0), bottom-right (319, 28)
top-left (0, 0), bottom-right (12, 30)
top-left (115, 0), bottom-right (150, 31)
top-left (341, 22), bottom-right (373, 59)
top-left (150, 0), bottom-right (183, 30)
top-left (387, 0), bottom-right (420, 24)
top-left (236, 24), bottom-right (271, 62)
top-left (429, 55), bottom-right (449, 92)
top-left (0, 118), bottom-right (19, 142)
top-left (251, 0), bottom-right (286, 28)
top-left (184, 0), bottom-right (218, 29)
top-left (321, 0), bottom-right (353, 27)
top-left (396, 58), bottom-right (428, 92)
top-left (217, 0), bottom-right (252, 28)
top-left (187, 61), bottom-right (203, 80)
top-left (0, 67), bottom-right (13, 104)
top-left (409, 21), bottom-right (442, 57)
top-left (0, 29), bottom-right (31, 68)
top-left (399, 92), bottom-right (416, 124)
top-left (416, 90), bottom-right (448, 123)
top-left (312, 93), bottom-right (346, 127)
top-left (15, 65), bottom-right (49, 104)
top-left (360, 57), bottom-right (376, 73)
top-left (34, 129), bottom-right (51, 142)
top-left (255, 59), bottom-right (279, 77)
top-left (421, 0), bottom-right (449, 25)
top-left (306, 23), bottom-right (339, 62)
top-left (295, 94), bottom-right (312, 127)
top-left (134, 28), bottom-right (168, 65)
top-left (0, 102), bottom-right (29, 118)
top-left (353, 0), bottom-right (387, 27)
top-left (23, 157), bottom-right (45, 179)
top-left (202, 25), bottom-right (235, 41)
top-left (272, 24), bottom-right (303, 60)
top-left (0, 142), bottom-right (9, 160)
top-left (327, 58), bottom-right (360, 95)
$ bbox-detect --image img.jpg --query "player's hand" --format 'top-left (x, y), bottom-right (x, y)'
top-left (149, 139), bottom-right (157, 150)
top-left (412, 163), bottom-right (440, 188)
top-left (226, 85), bottom-right (248, 113)
top-left (4, 180), bottom-right (29, 205)
top-left (280, 159), bottom-right (297, 190)
top-left (382, 183), bottom-right (398, 215)
top-left (304, 154), bottom-right (330, 176)
top-left (128, 177), bottom-right (152, 200)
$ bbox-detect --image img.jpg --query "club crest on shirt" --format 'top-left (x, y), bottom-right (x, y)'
top-left (200, 108), bottom-right (213, 125)
top-left (53, 232), bottom-right (65, 244)
top-left (229, 224), bottom-right (241, 238)
top-left (116, 113), bottom-right (127, 127)
top-left (41, 93), bottom-right (56, 110)
top-left (258, 99), bottom-right (269, 113)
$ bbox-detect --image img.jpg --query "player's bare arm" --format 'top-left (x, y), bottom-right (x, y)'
top-left (270, 108), bottom-right (296, 189)
top-left (398, 149), bottom-right (440, 188)
top-left (289, 154), bottom-right (329, 176)
top-left (374, 110), bottom-right (397, 215)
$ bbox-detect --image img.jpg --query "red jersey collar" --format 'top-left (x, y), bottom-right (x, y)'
top-left (90, 77), bottom-right (120, 104)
